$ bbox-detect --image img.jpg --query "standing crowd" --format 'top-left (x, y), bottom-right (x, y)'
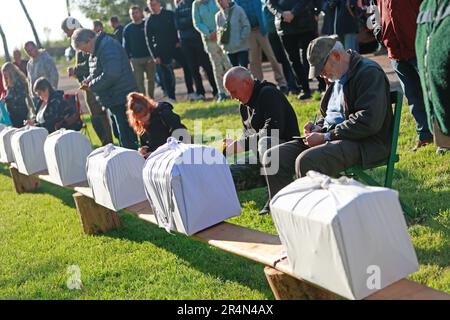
top-left (0, 0), bottom-right (448, 214)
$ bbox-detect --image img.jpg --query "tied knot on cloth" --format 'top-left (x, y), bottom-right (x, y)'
top-left (103, 143), bottom-right (116, 158)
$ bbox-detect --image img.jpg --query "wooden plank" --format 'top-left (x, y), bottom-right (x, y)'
top-left (194, 222), bottom-right (285, 267)
top-left (366, 279), bottom-right (450, 300)
top-left (74, 185), bottom-right (94, 198)
top-left (73, 192), bottom-right (121, 235)
top-left (9, 166), bottom-right (40, 194)
top-left (264, 266), bottom-right (340, 300)
top-left (126, 201), bottom-right (158, 224)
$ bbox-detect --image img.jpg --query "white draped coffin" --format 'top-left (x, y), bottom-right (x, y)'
top-left (86, 144), bottom-right (147, 211)
top-left (44, 129), bottom-right (93, 186)
top-left (143, 138), bottom-right (242, 236)
top-left (270, 171), bottom-right (419, 300)
top-left (10, 126), bottom-right (48, 174)
top-left (0, 126), bottom-right (18, 163)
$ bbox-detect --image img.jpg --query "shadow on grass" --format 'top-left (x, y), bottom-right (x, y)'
top-left (181, 104), bottom-right (238, 120)
top-left (102, 213), bottom-right (274, 298)
top-left (0, 164), bottom-right (76, 209)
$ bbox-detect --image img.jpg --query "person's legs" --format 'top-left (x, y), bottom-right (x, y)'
top-left (158, 63), bottom-right (176, 100)
top-left (131, 58), bottom-right (146, 94)
top-left (282, 34), bottom-right (310, 96)
top-left (174, 48), bottom-right (194, 94)
top-left (258, 32), bottom-right (287, 87)
top-left (262, 140), bottom-right (307, 200)
top-left (298, 31), bottom-right (316, 95)
top-left (204, 40), bottom-right (231, 96)
top-left (183, 40), bottom-right (206, 96)
top-left (85, 89), bottom-right (113, 146)
top-left (249, 29), bottom-right (264, 80)
top-left (228, 52), bottom-right (240, 67)
top-left (295, 140), bottom-right (362, 178)
top-left (108, 104), bottom-right (138, 150)
top-left (391, 58), bottom-right (433, 145)
top-left (144, 57), bottom-right (156, 98)
top-left (268, 32), bottom-right (299, 92)
top-left (344, 33), bottom-right (359, 52)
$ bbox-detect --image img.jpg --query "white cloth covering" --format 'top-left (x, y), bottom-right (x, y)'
top-left (86, 143), bottom-right (147, 211)
top-left (143, 138), bottom-right (242, 236)
top-left (0, 126), bottom-right (18, 163)
top-left (10, 126), bottom-right (48, 174)
top-left (44, 129), bottom-right (93, 186)
top-left (270, 171), bottom-right (419, 300)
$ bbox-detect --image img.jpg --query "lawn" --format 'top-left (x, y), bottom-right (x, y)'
top-left (0, 96), bottom-right (448, 299)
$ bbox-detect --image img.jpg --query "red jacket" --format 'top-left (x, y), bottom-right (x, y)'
top-left (378, 0), bottom-right (421, 60)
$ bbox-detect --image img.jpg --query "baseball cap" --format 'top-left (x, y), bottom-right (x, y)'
top-left (307, 35), bottom-right (338, 79)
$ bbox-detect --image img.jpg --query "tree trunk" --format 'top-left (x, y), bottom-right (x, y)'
top-left (18, 0), bottom-right (42, 48)
top-left (0, 24), bottom-right (11, 62)
top-left (66, 0), bottom-right (71, 16)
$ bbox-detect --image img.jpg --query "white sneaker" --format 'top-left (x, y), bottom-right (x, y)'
top-left (188, 92), bottom-right (204, 101)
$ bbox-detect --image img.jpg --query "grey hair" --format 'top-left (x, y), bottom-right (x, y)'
top-left (71, 28), bottom-right (96, 50)
top-left (223, 66), bottom-right (253, 86)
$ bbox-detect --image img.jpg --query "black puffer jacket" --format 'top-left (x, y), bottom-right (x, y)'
top-left (35, 90), bottom-right (82, 133)
top-left (140, 102), bottom-right (188, 152)
top-left (267, 0), bottom-right (317, 35)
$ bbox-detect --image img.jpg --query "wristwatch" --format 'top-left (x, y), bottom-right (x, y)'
top-left (324, 132), bottom-right (332, 142)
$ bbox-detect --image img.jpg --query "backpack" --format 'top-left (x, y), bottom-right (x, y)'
top-left (59, 93), bottom-right (83, 131)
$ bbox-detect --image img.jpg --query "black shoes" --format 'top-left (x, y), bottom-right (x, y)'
top-left (258, 201), bottom-right (271, 216)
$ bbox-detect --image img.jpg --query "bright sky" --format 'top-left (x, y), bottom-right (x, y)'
top-left (0, 0), bottom-right (90, 56)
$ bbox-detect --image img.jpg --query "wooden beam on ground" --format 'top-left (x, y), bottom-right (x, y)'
top-left (9, 165), bottom-right (40, 194)
top-left (72, 192), bottom-right (121, 235)
top-left (264, 266), bottom-right (340, 300)
top-left (365, 279), bottom-right (450, 300)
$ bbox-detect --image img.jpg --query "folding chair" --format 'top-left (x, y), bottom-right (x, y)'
top-left (344, 90), bottom-right (417, 218)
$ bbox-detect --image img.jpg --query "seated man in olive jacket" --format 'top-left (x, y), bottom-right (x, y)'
top-left (223, 66), bottom-right (300, 215)
top-left (262, 36), bottom-right (393, 214)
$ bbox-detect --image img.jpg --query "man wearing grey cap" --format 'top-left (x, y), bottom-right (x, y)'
top-left (262, 36), bottom-right (393, 212)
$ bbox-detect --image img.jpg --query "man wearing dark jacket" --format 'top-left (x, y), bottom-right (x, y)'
top-left (71, 28), bottom-right (138, 150)
top-left (267, 0), bottom-right (318, 99)
top-left (123, 5), bottom-right (156, 98)
top-left (263, 36), bottom-right (393, 213)
top-left (378, 0), bottom-right (433, 151)
top-left (145, 0), bottom-right (180, 101)
top-left (61, 17), bottom-right (113, 146)
top-left (174, 0), bottom-right (218, 100)
top-left (223, 66), bottom-right (300, 214)
top-left (109, 16), bottom-right (124, 44)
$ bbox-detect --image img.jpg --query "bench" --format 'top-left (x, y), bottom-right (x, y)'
top-left (3, 161), bottom-right (449, 300)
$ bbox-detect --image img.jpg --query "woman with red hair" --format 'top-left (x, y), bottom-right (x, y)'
top-left (126, 92), bottom-right (189, 157)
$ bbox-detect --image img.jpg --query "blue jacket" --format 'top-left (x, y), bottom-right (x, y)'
top-left (192, 0), bottom-right (220, 40)
top-left (88, 32), bottom-right (138, 108)
top-left (235, 0), bottom-right (267, 35)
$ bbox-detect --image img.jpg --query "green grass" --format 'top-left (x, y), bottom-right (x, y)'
top-left (0, 96), bottom-right (449, 299)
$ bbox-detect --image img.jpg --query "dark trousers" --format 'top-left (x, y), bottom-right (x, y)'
top-left (156, 63), bottom-right (176, 100)
top-left (173, 47), bottom-right (194, 94)
top-left (181, 39), bottom-right (218, 96)
top-left (391, 58), bottom-right (432, 141)
top-left (263, 139), bottom-right (362, 199)
top-left (108, 104), bottom-right (138, 150)
top-left (228, 50), bottom-right (249, 68)
top-left (85, 89), bottom-right (113, 146)
top-left (281, 31), bottom-right (316, 94)
top-left (8, 107), bottom-right (28, 128)
top-left (268, 32), bottom-right (299, 92)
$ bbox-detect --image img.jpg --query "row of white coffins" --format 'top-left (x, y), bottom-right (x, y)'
top-left (0, 123), bottom-right (419, 300)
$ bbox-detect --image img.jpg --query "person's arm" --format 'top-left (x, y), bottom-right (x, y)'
top-left (38, 96), bottom-right (66, 132)
top-left (88, 45), bottom-right (123, 92)
top-left (159, 105), bottom-right (191, 143)
top-left (122, 25), bottom-right (132, 58)
top-left (330, 68), bottom-right (390, 140)
top-left (192, 1), bottom-right (211, 36)
top-left (144, 18), bottom-right (157, 60)
top-left (45, 55), bottom-right (59, 89)
top-left (267, 0), bottom-right (285, 19)
top-left (73, 52), bottom-right (90, 82)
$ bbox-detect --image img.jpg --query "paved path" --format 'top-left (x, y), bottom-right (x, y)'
top-left (58, 53), bottom-right (400, 114)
